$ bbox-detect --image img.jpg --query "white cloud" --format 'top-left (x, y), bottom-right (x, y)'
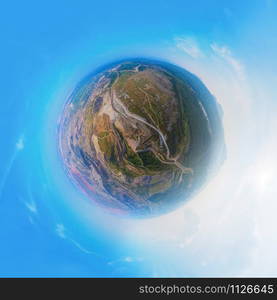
top-left (0, 135), bottom-right (25, 197)
top-left (108, 256), bottom-right (144, 266)
top-left (22, 187), bottom-right (38, 215)
top-left (55, 223), bottom-right (98, 255)
top-left (210, 43), bottom-right (245, 80)
top-left (123, 256), bottom-right (133, 262)
top-left (56, 223), bottom-right (66, 239)
top-left (25, 201), bottom-right (37, 214)
top-left (175, 37), bottom-right (203, 58)
top-left (16, 135), bottom-right (24, 150)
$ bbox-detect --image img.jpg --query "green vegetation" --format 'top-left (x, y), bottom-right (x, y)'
top-left (98, 135), bottom-right (112, 158)
top-left (125, 143), bottom-right (143, 167)
top-left (138, 151), bottom-right (163, 171)
top-left (98, 131), bottom-right (109, 138)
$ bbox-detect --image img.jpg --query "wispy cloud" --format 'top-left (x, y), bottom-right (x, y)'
top-left (174, 37), bottom-right (203, 59)
top-left (55, 223), bottom-right (98, 255)
top-left (108, 256), bottom-right (144, 265)
top-left (25, 201), bottom-right (37, 214)
top-left (210, 43), bottom-right (245, 80)
top-left (0, 134), bottom-right (25, 198)
top-left (24, 185), bottom-right (38, 214)
top-left (16, 135), bottom-right (25, 150)
top-left (56, 223), bottom-right (67, 239)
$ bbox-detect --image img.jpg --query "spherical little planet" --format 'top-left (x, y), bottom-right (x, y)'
top-left (58, 59), bottom-right (225, 217)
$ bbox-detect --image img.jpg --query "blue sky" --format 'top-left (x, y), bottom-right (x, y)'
top-left (0, 0), bottom-right (277, 277)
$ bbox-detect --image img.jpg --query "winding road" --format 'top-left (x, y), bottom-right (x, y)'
top-left (108, 70), bottom-right (193, 175)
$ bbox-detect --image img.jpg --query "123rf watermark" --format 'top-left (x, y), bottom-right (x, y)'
top-left (138, 284), bottom-right (275, 296)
